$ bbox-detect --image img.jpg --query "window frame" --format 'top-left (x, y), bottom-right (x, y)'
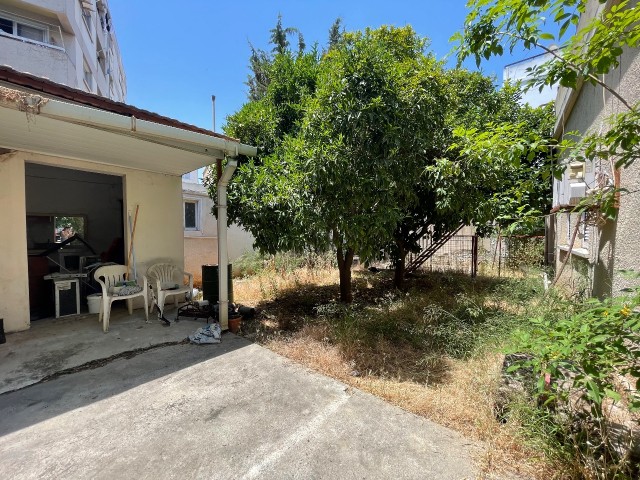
top-left (0, 12), bottom-right (57, 49)
top-left (183, 200), bottom-right (199, 231)
top-left (83, 58), bottom-right (93, 91)
top-left (81, 5), bottom-right (93, 36)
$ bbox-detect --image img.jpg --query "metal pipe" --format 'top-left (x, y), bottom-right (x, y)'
top-left (217, 158), bottom-right (237, 330)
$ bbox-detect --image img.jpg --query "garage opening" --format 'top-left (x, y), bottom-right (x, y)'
top-left (25, 162), bottom-right (125, 320)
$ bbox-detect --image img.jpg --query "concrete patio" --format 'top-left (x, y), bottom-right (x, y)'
top-left (0, 305), bottom-right (210, 394)
top-left (0, 326), bottom-right (480, 479)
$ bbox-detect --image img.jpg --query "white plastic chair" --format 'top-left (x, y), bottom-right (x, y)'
top-left (94, 265), bottom-right (149, 332)
top-left (147, 263), bottom-right (193, 317)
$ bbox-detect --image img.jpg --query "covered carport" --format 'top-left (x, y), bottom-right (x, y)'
top-left (0, 66), bottom-right (255, 334)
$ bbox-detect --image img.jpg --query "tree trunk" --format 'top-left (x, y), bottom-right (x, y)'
top-left (336, 247), bottom-right (354, 303)
top-left (393, 239), bottom-right (406, 290)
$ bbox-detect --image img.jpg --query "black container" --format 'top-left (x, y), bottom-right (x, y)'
top-left (202, 264), bottom-right (233, 305)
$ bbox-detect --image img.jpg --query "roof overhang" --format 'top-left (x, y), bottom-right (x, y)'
top-left (0, 85), bottom-right (256, 176)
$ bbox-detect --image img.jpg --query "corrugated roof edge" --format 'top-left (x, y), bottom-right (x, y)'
top-left (0, 65), bottom-right (239, 143)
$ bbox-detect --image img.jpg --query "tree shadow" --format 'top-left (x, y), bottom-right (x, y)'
top-left (240, 269), bottom-right (528, 387)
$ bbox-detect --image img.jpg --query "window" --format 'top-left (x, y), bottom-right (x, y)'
top-left (0, 13), bottom-right (47, 44)
top-left (581, 213), bottom-right (589, 247)
top-left (17, 23), bottom-right (44, 42)
top-left (0, 17), bottom-right (11, 35)
top-left (184, 201), bottom-right (198, 230)
top-left (81, 6), bottom-right (92, 34)
top-left (83, 58), bottom-right (92, 90)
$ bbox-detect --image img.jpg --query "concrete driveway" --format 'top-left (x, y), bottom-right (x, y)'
top-left (0, 336), bottom-right (479, 479)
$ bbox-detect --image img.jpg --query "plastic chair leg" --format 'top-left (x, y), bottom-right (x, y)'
top-left (143, 293), bottom-right (149, 322)
top-left (103, 300), bottom-right (112, 333)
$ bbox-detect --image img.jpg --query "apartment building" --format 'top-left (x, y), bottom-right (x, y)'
top-left (0, 0), bottom-right (126, 101)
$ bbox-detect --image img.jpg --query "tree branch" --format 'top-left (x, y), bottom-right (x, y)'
top-left (497, 31), bottom-right (633, 111)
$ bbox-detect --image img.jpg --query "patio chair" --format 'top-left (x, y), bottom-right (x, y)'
top-left (94, 265), bottom-right (149, 332)
top-left (146, 263), bottom-right (193, 317)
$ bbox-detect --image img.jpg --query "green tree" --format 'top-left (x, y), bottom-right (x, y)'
top-left (387, 70), bottom-right (555, 287)
top-left (454, 0), bottom-right (640, 219)
top-left (302, 26), bottom-right (448, 301)
top-left (222, 25), bottom-right (451, 302)
top-left (220, 47), bottom-right (321, 255)
top-left (327, 18), bottom-right (344, 50)
top-left (269, 13), bottom-right (299, 55)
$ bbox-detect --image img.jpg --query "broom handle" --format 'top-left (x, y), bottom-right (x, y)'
top-left (126, 205), bottom-right (139, 280)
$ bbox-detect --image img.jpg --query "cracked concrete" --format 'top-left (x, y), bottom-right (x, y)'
top-left (0, 337), bottom-right (479, 479)
top-left (0, 306), bottom-right (207, 394)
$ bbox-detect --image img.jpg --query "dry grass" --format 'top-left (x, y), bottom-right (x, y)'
top-left (233, 265), bottom-right (558, 479)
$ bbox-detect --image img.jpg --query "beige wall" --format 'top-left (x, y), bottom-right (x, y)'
top-left (184, 237), bottom-right (218, 286)
top-left (0, 151), bottom-right (184, 332)
top-left (553, 0), bottom-right (640, 297)
top-left (0, 152), bottom-right (30, 333)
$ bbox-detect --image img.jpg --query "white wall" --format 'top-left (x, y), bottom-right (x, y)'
top-left (503, 51), bottom-right (559, 107)
top-left (182, 181), bottom-right (254, 256)
top-left (0, 0), bottom-right (126, 101)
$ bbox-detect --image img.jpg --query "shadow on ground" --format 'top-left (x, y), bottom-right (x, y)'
top-left (241, 269), bottom-right (526, 386)
top-left (0, 332), bottom-right (249, 437)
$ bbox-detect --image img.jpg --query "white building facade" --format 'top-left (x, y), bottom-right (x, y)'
top-left (503, 50), bottom-right (559, 108)
top-left (0, 0), bottom-right (126, 101)
top-left (182, 169), bottom-right (255, 285)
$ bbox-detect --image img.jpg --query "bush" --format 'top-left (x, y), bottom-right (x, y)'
top-left (508, 283), bottom-right (640, 478)
top-left (505, 236), bottom-right (545, 270)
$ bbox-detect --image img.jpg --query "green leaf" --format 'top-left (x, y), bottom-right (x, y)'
top-left (604, 388), bottom-right (622, 402)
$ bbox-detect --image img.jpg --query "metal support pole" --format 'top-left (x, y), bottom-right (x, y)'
top-left (217, 159), bottom-right (237, 330)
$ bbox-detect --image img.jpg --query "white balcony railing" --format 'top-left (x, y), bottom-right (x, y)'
top-left (0, 9), bottom-right (65, 51)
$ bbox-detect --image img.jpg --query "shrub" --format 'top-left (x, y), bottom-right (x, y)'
top-left (508, 281), bottom-right (640, 478)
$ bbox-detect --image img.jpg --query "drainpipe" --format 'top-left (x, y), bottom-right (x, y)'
top-left (217, 158), bottom-right (237, 330)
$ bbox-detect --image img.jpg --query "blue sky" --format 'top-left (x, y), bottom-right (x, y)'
top-left (109, 0), bottom-right (523, 133)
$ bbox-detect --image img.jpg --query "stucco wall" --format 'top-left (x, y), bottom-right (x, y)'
top-left (0, 0), bottom-right (126, 101)
top-left (0, 153), bottom-right (30, 333)
top-left (0, 36), bottom-right (72, 85)
top-left (184, 237), bottom-right (218, 286)
top-left (553, 4), bottom-right (640, 297)
top-left (0, 151), bottom-right (184, 332)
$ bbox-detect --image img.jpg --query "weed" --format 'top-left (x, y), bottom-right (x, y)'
top-left (235, 264), bottom-right (638, 478)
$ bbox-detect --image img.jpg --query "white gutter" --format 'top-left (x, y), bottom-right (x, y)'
top-left (3, 89), bottom-right (257, 158)
top-left (217, 159), bottom-right (238, 331)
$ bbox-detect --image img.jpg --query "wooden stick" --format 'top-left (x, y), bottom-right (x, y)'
top-left (126, 205), bottom-right (139, 280)
top-left (552, 218), bottom-right (581, 287)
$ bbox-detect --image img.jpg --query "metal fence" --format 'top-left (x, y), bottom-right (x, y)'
top-left (409, 234), bottom-right (545, 277)
top-left (410, 235), bottom-right (478, 276)
top-left (479, 236), bottom-right (545, 276)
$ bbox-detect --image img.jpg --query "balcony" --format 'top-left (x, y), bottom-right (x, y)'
top-left (0, 9), bottom-right (65, 51)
